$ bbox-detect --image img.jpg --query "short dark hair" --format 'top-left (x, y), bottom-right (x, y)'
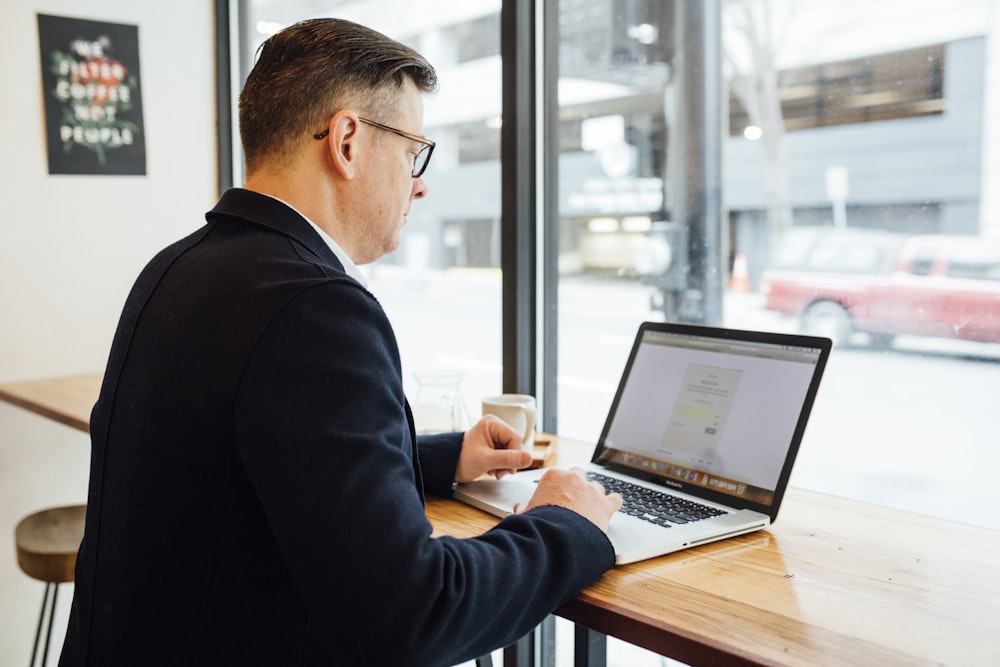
top-left (239, 18), bottom-right (438, 174)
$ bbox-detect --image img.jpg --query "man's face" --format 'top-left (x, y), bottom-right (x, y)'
top-left (351, 79), bottom-right (429, 264)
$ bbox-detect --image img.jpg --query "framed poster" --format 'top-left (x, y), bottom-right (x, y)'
top-left (37, 13), bottom-right (146, 175)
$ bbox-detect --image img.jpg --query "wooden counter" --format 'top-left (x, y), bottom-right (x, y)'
top-left (3, 375), bottom-right (998, 665)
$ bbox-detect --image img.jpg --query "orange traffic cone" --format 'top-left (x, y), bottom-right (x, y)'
top-left (731, 253), bottom-right (749, 293)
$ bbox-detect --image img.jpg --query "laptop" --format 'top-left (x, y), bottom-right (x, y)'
top-left (453, 321), bottom-right (831, 564)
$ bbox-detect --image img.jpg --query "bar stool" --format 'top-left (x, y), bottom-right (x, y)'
top-left (14, 504), bottom-right (86, 667)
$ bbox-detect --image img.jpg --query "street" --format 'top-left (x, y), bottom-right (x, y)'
top-left (368, 266), bottom-right (1000, 531)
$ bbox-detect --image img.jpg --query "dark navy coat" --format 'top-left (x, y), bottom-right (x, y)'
top-left (60, 188), bottom-right (614, 667)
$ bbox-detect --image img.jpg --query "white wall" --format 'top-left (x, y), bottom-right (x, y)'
top-left (0, 0), bottom-right (217, 662)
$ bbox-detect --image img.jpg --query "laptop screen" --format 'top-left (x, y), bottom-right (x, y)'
top-left (592, 322), bottom-right (830, 516)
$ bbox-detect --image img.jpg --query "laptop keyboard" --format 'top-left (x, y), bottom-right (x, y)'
top-left (587, 472), bottom-right (727, 528)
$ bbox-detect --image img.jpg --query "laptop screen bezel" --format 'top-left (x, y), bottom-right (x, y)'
top-left (590, 321), bottom-right (832, 522)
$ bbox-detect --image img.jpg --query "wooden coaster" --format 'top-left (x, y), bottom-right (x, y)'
top-left (527, 434), bottom-right (555, 469)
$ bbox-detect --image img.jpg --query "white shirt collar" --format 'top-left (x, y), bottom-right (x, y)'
top-left (265, 195), bottom-right (369, 288)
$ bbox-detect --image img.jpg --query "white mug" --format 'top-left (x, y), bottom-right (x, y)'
top-left (481, 394), bottom-right (537, 450)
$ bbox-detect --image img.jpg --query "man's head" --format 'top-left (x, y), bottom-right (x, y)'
top-left (239, 18), bottom-right (438, 176)
top-left (238, 18), bottom-right (439, 264)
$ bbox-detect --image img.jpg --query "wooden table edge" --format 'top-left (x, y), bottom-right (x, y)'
top-left (0, 373), bottom-right (100, 433)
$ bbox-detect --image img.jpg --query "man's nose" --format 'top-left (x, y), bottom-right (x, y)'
top-left (412, 175), bottom-right (428, 199)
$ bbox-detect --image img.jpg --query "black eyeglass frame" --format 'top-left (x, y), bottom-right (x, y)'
top-left (313, 117), bottom-right (435, 178)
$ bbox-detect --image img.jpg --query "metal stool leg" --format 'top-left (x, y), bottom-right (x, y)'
top-left (475, 654), bottom-right (494, 667)
top-left (41, 584), bottom-right (59, 667)
top-left (29, 583), bottom-right (51, 667)
top-left (29, 582), bottom-right (59, 667)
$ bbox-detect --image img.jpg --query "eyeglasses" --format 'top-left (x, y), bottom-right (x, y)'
top-left (313, 117), bottom-right (435, 178)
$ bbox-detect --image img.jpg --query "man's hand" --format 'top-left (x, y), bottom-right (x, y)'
top-left (514, 467), bottom-right (623, 533)
top-left (454, 415), bottom-right (534, 483)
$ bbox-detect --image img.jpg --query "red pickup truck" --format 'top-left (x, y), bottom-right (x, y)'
top-left (759, 228), bottom-right (1000, 347)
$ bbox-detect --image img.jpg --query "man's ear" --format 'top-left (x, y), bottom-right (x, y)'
top-left (323, 110), bottom-right (360, 180)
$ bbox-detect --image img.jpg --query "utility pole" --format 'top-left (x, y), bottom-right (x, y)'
top-left (670, 0), bottom-right (724, 325)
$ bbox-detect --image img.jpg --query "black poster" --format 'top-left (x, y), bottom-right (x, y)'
top-left (37, 14), bottom-right (146, 175)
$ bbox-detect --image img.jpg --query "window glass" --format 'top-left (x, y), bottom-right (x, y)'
top-left (553, 0), bottom-right (1000, 543)
top-left (239, 0), bottom-right (504, 426)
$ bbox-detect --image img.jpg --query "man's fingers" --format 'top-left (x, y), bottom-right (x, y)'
top-left (483, 414), bottom-right (521, 443)
top-left (504, 449), bottom-right (533, 469)
top-left (486, 449), bottom-right (532, 480)
top-left (607, 492), bottom-right (624, 512)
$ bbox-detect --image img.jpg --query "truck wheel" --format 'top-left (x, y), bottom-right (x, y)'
top-left (801, 301), bottom-right (853, 346)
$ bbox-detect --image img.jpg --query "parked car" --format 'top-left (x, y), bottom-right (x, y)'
top-left (759, 227), bottom-right (1000, 347)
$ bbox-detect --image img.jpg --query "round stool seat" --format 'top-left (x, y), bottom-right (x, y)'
top-left (15, 505), bottom-right (86, 584)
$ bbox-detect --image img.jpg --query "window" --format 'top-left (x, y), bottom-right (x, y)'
top-left (551, 0), bottom-right (999, 543)
top-left (944, 244), bottom-right (1000, 281)
top-left (909, 244), bottom-right (937, 276)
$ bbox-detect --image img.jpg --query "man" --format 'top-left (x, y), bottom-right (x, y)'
top-left (61, 18), bottom-right (621, 667)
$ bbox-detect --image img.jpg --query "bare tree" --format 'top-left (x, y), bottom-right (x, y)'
top-left (724, 0), bottom-right (794, 250)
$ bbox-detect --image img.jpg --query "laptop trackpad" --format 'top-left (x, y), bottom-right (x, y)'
top-left (452, 477), bottom-right (535, 518)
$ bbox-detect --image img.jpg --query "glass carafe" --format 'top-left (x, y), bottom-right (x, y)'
top-left (412, 369), bottom-right (471, 434)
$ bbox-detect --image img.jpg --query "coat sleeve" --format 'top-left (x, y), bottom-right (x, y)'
top-left (415, 431), bottom-right (463, 497)
top-left (232, 280), bottom-right (615, 666)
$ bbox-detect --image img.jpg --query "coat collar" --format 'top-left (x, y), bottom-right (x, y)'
top-left (206, 188), bottom-right (343, 271)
